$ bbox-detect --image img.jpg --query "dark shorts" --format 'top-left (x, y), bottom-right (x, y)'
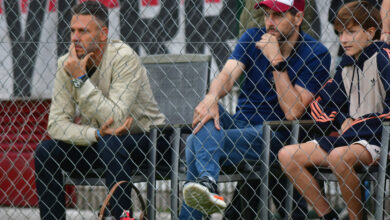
top-left (310, 136), bottom-right (381, 162)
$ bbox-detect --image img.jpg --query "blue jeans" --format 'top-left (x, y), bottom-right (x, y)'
top-left (35, 134), bottom-right (169, 220)
top-left (179, 106), bottom-right (295, 220)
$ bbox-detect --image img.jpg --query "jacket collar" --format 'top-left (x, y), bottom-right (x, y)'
top-left (340, 41), bottom-right (387, 70)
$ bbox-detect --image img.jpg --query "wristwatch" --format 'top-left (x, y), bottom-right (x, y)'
top-left (272, 61), bottom-right (288, 72)
top-left (71, 75), bottom-right (87, 88)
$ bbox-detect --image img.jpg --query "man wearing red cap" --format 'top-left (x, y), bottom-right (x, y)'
top-left (239, 0), bottom-right (320, 38)
top-left (257, 0), bottom-right (305, 12)
top-left (179, 0), bottom-right (331, 219)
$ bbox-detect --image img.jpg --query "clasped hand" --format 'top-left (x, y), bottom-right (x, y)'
top-left (255, 33), bottom-right (284, 65)
top-left (340, 118), bottom-right (354, 133)
top-left (96, 117), bottom-right (134, 140)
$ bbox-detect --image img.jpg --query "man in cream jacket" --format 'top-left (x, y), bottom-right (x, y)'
top-left (34, 2), bottom-right (166, 219)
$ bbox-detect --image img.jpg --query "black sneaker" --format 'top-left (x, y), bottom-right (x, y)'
top-left (183, 176), bottom-right (227, 214)
top-left (321, 209), bottom-right (339, 220)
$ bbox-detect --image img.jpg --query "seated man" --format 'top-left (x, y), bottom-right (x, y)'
top-left (34, 1), bottom-right (166, 220)
top-left (278, 1), bottom-right (390, 219)
top-left (178, 0), bottom-right (331, 219)
top-left (225, 0), bottom-right (322, 219)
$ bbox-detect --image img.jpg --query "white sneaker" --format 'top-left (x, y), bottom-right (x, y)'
top-left (183, 177), bottom-right (227, 215)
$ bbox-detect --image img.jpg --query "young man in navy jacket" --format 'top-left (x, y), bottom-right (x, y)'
top-left (279, 1), bottom-right (390, 219)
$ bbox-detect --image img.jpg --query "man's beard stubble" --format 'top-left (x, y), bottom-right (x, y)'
top-left (75, 34), bottom-right (100, 59)
top-left (266, 27), bottom-right (294, 43)
top-left (76, 44), bottom-right (98, 59)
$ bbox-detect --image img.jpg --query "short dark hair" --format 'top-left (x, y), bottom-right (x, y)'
top-left (72, 1), bottom-right (109, 27)
top-left (287, 7), bottom-right (299, 16)
top-left (334, 1), bottom-right (381, 40)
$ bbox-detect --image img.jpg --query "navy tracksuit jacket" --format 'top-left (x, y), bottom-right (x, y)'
top-left (309, 42), bottom-right (390, 153)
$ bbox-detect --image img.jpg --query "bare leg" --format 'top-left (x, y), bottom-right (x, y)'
top-left (328, 144), bottom-right (373, 220)
top-left (278, 142), bottom-right (332, 216)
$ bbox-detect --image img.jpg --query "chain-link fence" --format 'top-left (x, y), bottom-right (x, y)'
top-left (1, 0), bottom-right (390, 219)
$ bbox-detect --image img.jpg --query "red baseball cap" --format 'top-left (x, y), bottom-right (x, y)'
top-left (255, 0), bottom-right (305, 12)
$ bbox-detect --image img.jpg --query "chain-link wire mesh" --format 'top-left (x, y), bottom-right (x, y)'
top-left (0, 0), bottom-right (390, 219)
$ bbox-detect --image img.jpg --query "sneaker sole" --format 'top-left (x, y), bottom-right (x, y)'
top-left (183, 182), bottom-right (227, 215)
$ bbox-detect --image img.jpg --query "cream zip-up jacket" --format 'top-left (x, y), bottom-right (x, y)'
top-left (48, 40), bottom-right (166, 146)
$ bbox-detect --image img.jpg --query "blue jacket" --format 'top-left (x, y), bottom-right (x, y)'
top-left (310, 42), bottom-right (390, 148)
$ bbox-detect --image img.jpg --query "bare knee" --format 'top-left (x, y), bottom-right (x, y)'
top-left (329, 144), bottom-right (372, 174)
top-left (328, 147), bottom-right (355, 174)
top-left (278, 144), bottom-right (302, 170)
